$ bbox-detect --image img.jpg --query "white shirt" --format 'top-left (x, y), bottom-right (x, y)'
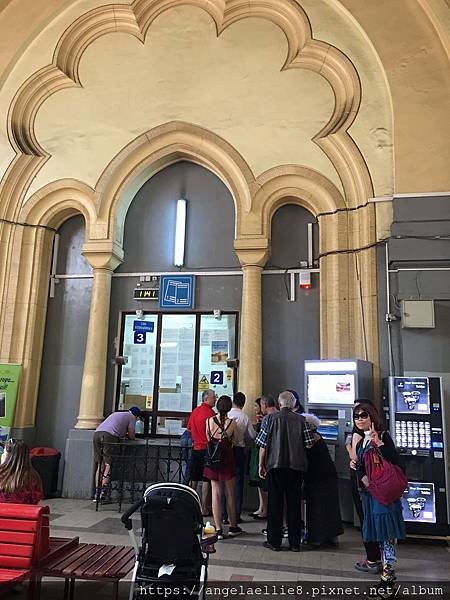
top-left (228, 407), bottom-right (256, 447)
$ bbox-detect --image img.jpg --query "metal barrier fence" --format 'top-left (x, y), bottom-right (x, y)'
top-left (94, 440), bottom-right (192, 511)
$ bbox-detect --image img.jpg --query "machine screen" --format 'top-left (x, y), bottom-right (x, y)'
top-left (394, 377), bottom-right (430, 414)
top-left (307, 373), bottom-right (355, 405)
top-left (317, 418), bottom-right (339, 441)
top-left (395, 420), bottom-right (431, 450)
top-left (401, 482), bottom-right (436, 523)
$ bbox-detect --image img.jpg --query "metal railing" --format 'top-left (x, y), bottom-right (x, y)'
top-left (94, 440), bottom-right (192, 511)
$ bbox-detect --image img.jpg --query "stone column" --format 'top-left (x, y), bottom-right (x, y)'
top-left (234, 241), bottom-right (270, 419)
top-left (75, 247), bottom-right (123, 429)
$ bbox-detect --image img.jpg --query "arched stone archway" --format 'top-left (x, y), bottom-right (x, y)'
top-left (1, 120), bottom-right (380, 427)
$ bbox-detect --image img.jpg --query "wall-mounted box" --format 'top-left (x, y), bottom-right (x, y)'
top-left (401, 300), bottom-right (435, 328)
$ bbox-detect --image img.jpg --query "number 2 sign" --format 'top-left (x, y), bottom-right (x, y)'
top-left (210, 371), bottom-right (224, 385)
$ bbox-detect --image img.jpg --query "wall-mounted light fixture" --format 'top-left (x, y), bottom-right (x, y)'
top-left (174, 199), bottom-right (187, 267)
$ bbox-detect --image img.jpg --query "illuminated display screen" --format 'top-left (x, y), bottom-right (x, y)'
top-left (307, 373), bottom-right (355, 405)
top-left (317, 419), bottom-right (339, 441)
top-left (401, 482), bottom-right (436, 523)
top-left (394, 377), bottom-right (430, 414)
top-left (395, 420), bottom-right (431, 450)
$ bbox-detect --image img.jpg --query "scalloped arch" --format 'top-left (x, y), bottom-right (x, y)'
top-left (252, 164), bottom-right (346, 240)
top-left (2, 0), bottom-right (373, 231)
top-left (21, 180), bottom-right (96, 233)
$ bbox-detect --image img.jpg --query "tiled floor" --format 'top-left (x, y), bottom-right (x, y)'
top-left (48, 499), bottom-right (450, 577)
top-left (17, 498), bottom-right (450, 598)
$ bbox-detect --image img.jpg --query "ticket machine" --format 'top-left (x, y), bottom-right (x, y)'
top-left (383, 376), bottom-right (450, 536)
top-left (304, 359), bottom-right (373, 522)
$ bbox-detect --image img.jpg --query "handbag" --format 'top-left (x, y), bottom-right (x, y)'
top-left (205, 417), bottom-right (231, 469)
top-left (363, 440), bottom-right (407, 506)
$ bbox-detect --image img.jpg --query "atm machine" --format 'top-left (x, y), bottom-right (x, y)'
top-left (304, 359), bottom-right (373, 522)
top-left (383, 376), bottom-right (450, 536)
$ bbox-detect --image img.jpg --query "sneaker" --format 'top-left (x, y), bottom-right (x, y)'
top-left (262, 528), bottom-right (268, 536)
top-left (263, 541), bottom-right (281, 552)
top-left (216, 529), bottom-right (224, 540)
top-left (222, 519), bottom-right (230, 525)
top-left (355, 560), bottom-right (382, 574)
top-left (228, 526), bottom-right (243, 537)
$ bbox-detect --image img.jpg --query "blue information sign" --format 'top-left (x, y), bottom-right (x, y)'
top-left (160, 275), bottom-right (195, 309)
top-left (133, 320), bottom-right (154, 333)
top-left (210, 371), bottom-right (224, 385)
top-left (134, 331), bottom-right (146, 344)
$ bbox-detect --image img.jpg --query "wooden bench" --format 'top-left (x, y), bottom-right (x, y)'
top-left (38, 543), bottom-right (135, 600)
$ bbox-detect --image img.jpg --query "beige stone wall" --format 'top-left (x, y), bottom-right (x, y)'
top-left (0, 0), bottom-right (448, 428)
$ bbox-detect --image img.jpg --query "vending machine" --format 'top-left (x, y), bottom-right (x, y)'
top-left (304, 359), bottom-right (373, 522)
top-left (384, 376), bottom-right (450, 536)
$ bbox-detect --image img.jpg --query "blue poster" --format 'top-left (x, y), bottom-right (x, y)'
top-left (394, 377), bottom-right (430, 414)
top-left (160, 275), bottom-right (195, 309)
top-left (401, 482), bottom-right (436, 523)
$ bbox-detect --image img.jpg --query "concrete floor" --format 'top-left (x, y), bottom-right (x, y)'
top-left (11, 498), bottom-right (450, 599)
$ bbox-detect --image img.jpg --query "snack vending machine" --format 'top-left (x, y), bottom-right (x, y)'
top-left (304, 359), bottom-right (373, 523)
top-left (384, 376), bottom-right (450, 536)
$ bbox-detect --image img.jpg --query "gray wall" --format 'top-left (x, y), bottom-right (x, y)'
top-left (262, 203), bottom-right (320, 399)
top-left (35, 216), bottom-right (92, 476)
top-left (36, 166), bottom-right (323, 462)
top-left (106, 161), bottom-right (241, 411)
top-left (378, 194), bottom-right (450, 377)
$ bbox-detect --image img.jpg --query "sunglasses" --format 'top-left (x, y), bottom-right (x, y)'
top-left (353, 411), bottom-right (369, 419)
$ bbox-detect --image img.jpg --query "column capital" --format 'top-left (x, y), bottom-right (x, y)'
top-left (82, 240), bottom-right (124, 270)
top-left (234, 238), bottom-right (270, 267)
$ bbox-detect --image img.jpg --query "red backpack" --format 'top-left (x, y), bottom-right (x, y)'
top-left (363, 440), bottom-right (408, 506)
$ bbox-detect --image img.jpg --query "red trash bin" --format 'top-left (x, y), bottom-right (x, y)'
top-left (30, 447), bottom-right (61, 498)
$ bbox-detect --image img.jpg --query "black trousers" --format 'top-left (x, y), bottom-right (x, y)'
top-left (351, 472), bottom-right (381, 562)
top-left (267, 468), bottom-right (302, 548)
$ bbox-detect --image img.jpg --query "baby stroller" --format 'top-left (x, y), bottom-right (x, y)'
top-left (121, 483), bottom-right (217, 600)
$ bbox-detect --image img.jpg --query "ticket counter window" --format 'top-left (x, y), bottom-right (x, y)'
top-left (118, 314), bottom-right (158, 434)
top-left (197, 314), bottom-right (236, 405)
top-left (116, 311), bottom-right (237, 436)
top-left (157, 314), bottom-right (196, 435)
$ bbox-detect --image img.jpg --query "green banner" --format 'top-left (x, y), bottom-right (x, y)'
top-left (0, 363), bottom-right (22, 428)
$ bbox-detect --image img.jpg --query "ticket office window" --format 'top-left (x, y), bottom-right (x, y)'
top-left (116, 312), bottom-right (237, 436)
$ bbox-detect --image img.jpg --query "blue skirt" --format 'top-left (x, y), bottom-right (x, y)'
top-left (361, 491), bottom-right (406, 542)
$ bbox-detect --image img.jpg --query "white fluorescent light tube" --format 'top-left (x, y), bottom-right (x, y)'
top-left (305, 361), bottom-right (357, 372)
top-left (174, 199), bottom-right (187, 267)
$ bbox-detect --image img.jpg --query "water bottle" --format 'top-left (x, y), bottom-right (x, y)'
top-left (135, 418), bottom-right (144, 435)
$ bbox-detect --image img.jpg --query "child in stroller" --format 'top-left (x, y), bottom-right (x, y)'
top-left (122, 482), bottom-right (217, 600)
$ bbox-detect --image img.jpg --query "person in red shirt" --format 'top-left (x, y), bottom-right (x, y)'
top-left (187, 388), bottom-right (216, 515)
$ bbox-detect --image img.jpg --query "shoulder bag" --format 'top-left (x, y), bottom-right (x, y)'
top-left (363, 436), bottom-right (407, 506)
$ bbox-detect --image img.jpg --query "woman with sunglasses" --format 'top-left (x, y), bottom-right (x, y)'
top-left (347, 399), bottom-right (382, 573)
top-left (0, 439), bottom-right (43, 504)
top-left (352, 403), bottom-right (405, 585)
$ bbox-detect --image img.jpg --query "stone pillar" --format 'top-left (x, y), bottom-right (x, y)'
top-left (234, 241), bottom-right (270, 418)
top-left (75, 248), bottom-right (123, 429)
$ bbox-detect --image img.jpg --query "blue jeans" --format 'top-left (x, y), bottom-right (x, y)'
top-left (222, 447), bottom-right (246, 521)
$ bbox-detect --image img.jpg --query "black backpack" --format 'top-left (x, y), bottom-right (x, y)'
top-left (205, 417), bottom-right (232, 469)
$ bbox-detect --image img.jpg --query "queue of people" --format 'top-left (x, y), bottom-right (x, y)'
top-left (186, 388), bottom-right (405, 587)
